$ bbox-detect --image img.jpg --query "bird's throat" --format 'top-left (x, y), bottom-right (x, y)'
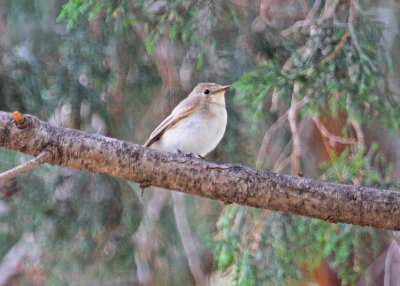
top-left (212, 92), bottom-right (226, 106)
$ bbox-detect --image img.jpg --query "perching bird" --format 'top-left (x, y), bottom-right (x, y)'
top-left (144, 83), bottom-right (230, 157)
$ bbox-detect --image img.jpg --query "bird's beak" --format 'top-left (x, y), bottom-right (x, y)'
top-left (213, 85), bottom-right (231, 94)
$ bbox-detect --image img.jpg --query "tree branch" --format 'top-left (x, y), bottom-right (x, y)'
top-left (1, 111), bottom-right (400, 230)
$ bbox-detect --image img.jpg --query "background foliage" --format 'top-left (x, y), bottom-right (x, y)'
top-left (0, 0), bottom-right (400, 285)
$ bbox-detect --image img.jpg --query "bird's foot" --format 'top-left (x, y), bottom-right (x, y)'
top-left (177, 149), bottom-right (195, 157)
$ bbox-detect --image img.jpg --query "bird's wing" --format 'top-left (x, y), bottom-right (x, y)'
top-left (144, 98), bottom-right (198, 147)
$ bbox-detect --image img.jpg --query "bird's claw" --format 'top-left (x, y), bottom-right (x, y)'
top-left (177, 149), bottom-right (199, 158)
top-left (177, 149), bottom-right (193, 156)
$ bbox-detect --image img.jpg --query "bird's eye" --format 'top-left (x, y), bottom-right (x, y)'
top-left (203, 89), bottom-right (210, 94)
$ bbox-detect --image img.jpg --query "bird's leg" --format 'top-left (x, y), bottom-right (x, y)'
top-left (197, 154), bottom-right (205, 159)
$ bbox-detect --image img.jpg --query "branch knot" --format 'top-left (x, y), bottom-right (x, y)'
top-left (12, 111), bottom-right (29, 129)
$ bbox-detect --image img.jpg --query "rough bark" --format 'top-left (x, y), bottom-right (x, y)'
top-left (1, 111), bottom-right (400, 231)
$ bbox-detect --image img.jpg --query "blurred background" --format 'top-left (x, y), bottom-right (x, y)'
top-left (0, 0), bottom-right (400, 285)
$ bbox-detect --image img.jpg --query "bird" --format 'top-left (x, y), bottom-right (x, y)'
top-left (144, 83), bottom-right (230, 157)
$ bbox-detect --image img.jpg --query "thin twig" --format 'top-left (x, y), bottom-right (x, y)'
top-left (133, 188), bottom-right (171, 285)
top-left (273, 156), bottom-right (292, 174)
top-left (249, 209), bottom-right (270, 256)
top-left (257, 99), bottom-right (307, 169)
top-left (256, 111), bottom-right (288, 169)
top-left (172, 192), bottom-right (205, 285)
top-left (345, 91), bottom-right (365, 150)
top-left (314, 117), bottom-right (344, 182)
top-left (313, 117), bottom-right (357, 145)
top-left (300, 0), bottom-right (310, 15)
top-left (281, 0), bottom-right (321, 36)
top-left (321, 30), bottom-right (349, 64)
top-left (384, 240), bottom-right (398, 286)
top-left (0, 151), bottom-right (52, 182)
top-left (321, 0), bottom-right (335, 19)
top-left (301, 0), bottom-right (321, 33)
top-left (350, 119), bottom-right (365, 149)
top-left (281, 20), bottom-right (310, 37)
top-left (260, 138), bottom-right (292, 175)
top-left (288, 82), bottom-right (302, 176)
top-left (0, 233), bottom-right (35, 286)
top-left (348, 0), bottom-right (376, 71)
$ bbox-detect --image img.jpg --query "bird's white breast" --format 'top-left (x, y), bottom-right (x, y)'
top-left (152, 104), bottom-right (227, 156)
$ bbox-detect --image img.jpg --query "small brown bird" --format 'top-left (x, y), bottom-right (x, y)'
top-left (144, 83), bottom-right (230, 157)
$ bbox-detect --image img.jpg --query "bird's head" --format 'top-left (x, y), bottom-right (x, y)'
top-left (189, 83), bottom-right (230, 105)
